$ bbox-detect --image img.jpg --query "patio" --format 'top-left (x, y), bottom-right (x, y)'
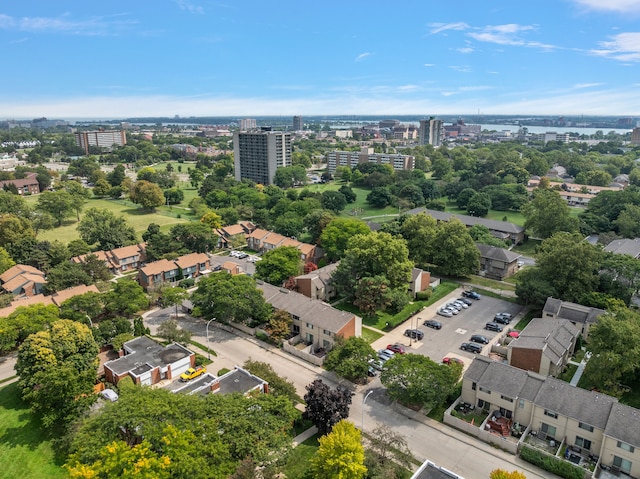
top-left (524, 431), bottom-right (561, 455)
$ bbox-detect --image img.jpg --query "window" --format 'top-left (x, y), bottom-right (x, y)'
top-left (500, 395), bottom-right (513, 403)
top-left (518, 399), bottom-right (525, 409)
top-left (541, 423), bottom-right (556, 438)
top-left (579, 422), bottom-right (594, 433)
top-left (575, 437), bottom-right (591, 451)
top-left (292, 315), bottom-right (300, 321)
top-left (617, 441), bottom-right (635, 453)
top-left (472, 382), bottom-right (477, 391)
top-left (479, 387), bottom-right (491, 394)
top-left (477, 399), bottom-right (486, 409)
top-left (613, 456), bottom-right (632, 474)
top-left (306, 323), bottom-right (313, 330)
top-left (323, 329), bottom-right (331, 336)
top-left (544, 410), bottom-right (558, 419)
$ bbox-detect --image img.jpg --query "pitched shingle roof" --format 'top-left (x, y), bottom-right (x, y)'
top-left (476, 243), bottom-right (522, 263)
top-left (510, 317), bottom-right (579, 366)
top-left (543, 297), bottom-right (605, 325)
top-left (604, 238), bottom-right (640, 258)
top-left (605, 403), bottom-right (640, 446)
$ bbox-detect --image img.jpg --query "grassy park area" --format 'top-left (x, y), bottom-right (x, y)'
top-left (0, 383), bottom-right (68, 479)
top-left (24, 196), bottom-right (192, 243)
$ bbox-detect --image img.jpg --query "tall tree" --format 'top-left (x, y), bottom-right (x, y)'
top-left (0, 213), bottom-right (35, 247)
top-left (321, 190), bottom-right (348, 213)
top-left (191, 273), bottom-right (272, 324)
top-left (104, 279), bottom-right (149, 317)
top-left (36, 190), bottom-right (75, 226)
top-left (160, 284), bottom-right (189, 319)
top-left (157, 319), bottom-right (192, 344)
top-left (0, 246), bottom-right (15, 274)
top-left (522, 189), bottom-right (578, 239)
top-left (319, 217), bottom-right (371, 261)
top-left (310, 420), bottom-right (367, 479)
top-left (304, 379), bottom-right (352, 436)
top-left (324, 337), bottom-right (376, 382)
top-left (304, 209), bottom-right (335, 243)
top-left (254, 246), bottom-right (302, 286)
top-left (77, 207), bottom-right (137, 250)
top-left (170, 222), bottom-right (218, 253)
top-left (430, 219), bottom-right (480, 277)
top-left (16, 319), bottom-right (98, 427)
top-left (536, 232), bottom-right (603, 302)
top-left (380, 353), bottom-right (461, 409)
top-left (400, 213), bottom-right (438, 267)
top-left (131, 180), bottom-right (165, 210)
top-left (62, 180), bottom-right (91, 221)
top-left (333, 232), bottom-right (413, 300)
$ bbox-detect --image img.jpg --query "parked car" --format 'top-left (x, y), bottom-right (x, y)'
top-left (368, 358), bottom-right (385, 371)
top-left (453, 300), bottom-right (468, 309)
top-left (496, 312), bottom-right (512, 320)
top-left (100, 388), bottom-right (119, 402)
top-left (517, 261), bottom-right (524, 268)
top-left (444, 305), bottom-right (459, 315)
top-left (446, 302), bottom-right (462, 311)
top-left (509, 331), bottom-right (520, 338)
top-left (437, 308), bottom-right (453, 318)
top-left (404, 329), bottom-right (424, 340)
top-left (237, 252), bottom-right (249, 259)
top-left (494, 314), bottom-right (511, 325)
top-left (367, 366), bottom-right (378, 377)
top-left (485, 322), bottom-right (503, 332)
top-left (377, 349), bottom-right (395, 361)
top-left (458, 297), bottom-right (473, 306)
top-left (462, 291), bottom-right (481, 300)
top-left (442, 357), bottom-right (464, 366)
top-left (386, 344), bottom-right (406, 354)
top-left (180, 366), bottom-right (206, 382)
top-left (460, 342), bottom-right (483, 354)
top-left (424, 319), bottom-right (442, 329)
top-left (470, 334), bottom-right (489, 344)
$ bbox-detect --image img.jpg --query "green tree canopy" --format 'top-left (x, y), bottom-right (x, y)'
top-left (380, 353), bottom-right (461, 409)
top-left (131, 180), bottom-right (165, 210)
top-left (319, 217), bottom-right (370, 262)
top-left (191, 273), bottom-right (272, 324)
top-left (36, 190), bottom-right (75, 226)
top-left (399, 213), bottom-right (438, 267)
top-left (522, 189), bottom-right (578, 239)
top-left (77, 207), bottom-right (137, 250)
top-left (254, 246), bottom-right (302, 286)
top-left (332, 231), bottom-right (413, 301)
top-left (324, 337), bottom-right (376, 382)
top-left (430, 219), bottom-right (480, 277)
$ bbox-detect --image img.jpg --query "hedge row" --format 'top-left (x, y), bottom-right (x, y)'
top-left (519, 445), bottom-right (584, 479)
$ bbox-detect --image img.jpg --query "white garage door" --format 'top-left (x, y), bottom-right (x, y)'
top-left (140, 372), bottom-right (152, 386)
top-left (171, 358), bottom-right (191, 378)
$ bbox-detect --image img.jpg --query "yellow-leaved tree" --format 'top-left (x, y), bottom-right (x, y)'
top-left (311, 419), bottom-right (367, 479)
top-left (490, 468), bottom-right (527, 479)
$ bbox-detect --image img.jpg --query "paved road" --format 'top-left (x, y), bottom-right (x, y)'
top-left (0, 352), bottom-right (17, 382)
top-left (144, 307), bottom-right (556, 479)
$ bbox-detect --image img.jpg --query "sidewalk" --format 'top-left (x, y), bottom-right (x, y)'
top-left (292, 426), bottom-right (318, 446)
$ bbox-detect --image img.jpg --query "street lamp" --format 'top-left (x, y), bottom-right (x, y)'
top-left (361, 390), bottom-right (374, 433)
top-left (205, 318), bottom-right (216, 360)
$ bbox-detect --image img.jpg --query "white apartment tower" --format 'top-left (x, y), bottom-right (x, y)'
top-left (419, 117), bottom-right (443, 147)
top-left (239, 118), bottom-right (257, 130)
top-left (75, 130), bottom-right (126, 155)
top-left (234, 128), bottom-right (291, 185)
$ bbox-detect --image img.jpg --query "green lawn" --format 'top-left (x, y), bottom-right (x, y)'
top-left (465, 275), bottom-right (516, 292)
top-left (26, 197), bottom-right (191, 243)
top-left (0, 382), bottom-right (68, 479)
top-left (309, 182), bottom-right (400, 219)
top-left (281, 434), bottom-right (319, 478)
top-left (511, 238), bottom-right (542, 257)
top-left (361, 326), bottom-right (384, 343)
top-left (445, 204), bottom-right (526, 226)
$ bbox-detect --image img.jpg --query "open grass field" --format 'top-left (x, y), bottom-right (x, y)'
top-left (444, 203), bottom-right (526, 226)
top-left (0, 382), bottom-right (68, 479)
top-left (24, 196), bottom-right (192, 243)
top-left (281, 434), bottom-right (319, 478)
top-left (309, 182), bottom-right (401, 219)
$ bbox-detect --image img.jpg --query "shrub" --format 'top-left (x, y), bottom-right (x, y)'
top-left (519, 445), bottom-right (584, 479)
top-left (179, 278), bottom-right (195, 288)
top-left (415, 288), bottom-right (433, 301)
top-left (255, 331), bottom-right (270, 342)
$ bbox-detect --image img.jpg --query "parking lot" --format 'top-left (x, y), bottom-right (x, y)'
top-left (208, 252), bottom-right (258, 276)
top-left (376, 289), bottom-right (523, 367)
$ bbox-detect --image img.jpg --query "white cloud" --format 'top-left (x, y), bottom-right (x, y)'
top-left (355, 52), bottom-right (371, 62)
top-left (423, 63), bottom-right (436, 67)
top-left (457, 47), bottom-right (474, 54)
top-left (449, 65), bottom-right (472, 73)
top-left (175, 0), bottom-right (204, 14)
top-left (428, 22), bottom-right (469, 35)
top-left (572, 0), bottom-right (640, 13)
top-left (0, 13), bottom-right (136, 35)
top-left (397, 85), bottom-right (419, 92)
top-left (591, 32), bottom-right (640, 61)
top-left (573, 82), bottom-right (604, 89)
top-left (467, 23), bottom-right (557, 50)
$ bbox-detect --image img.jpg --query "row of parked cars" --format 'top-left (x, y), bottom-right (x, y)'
top-left (230, 250), bottom-right (262, 263)
top-left (484, 312), bottom-right (513, 332)
top-left (437, 294), bottom-right (478, 318)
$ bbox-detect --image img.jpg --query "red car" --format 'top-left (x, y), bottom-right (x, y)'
top-left (386, 344), bottom-right (406, 354)
top-left (442, 357), bottom-right (464, 366)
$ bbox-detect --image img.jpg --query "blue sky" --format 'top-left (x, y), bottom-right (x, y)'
top-left (1, 0), bottom-right (639, 118)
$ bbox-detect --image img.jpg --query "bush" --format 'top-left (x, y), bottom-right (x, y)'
top-left (179, 278), bottom-right (195, 288)
top-left (519, 445), bottom-right (584, 479)
top-left (415, 288), bottom-right (433, 301)
top-left (255, 331), bottom-right (270, 342)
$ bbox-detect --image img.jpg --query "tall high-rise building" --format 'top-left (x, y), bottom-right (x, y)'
top-left (239, 118), bottom-right (257, 130)
top-left (292, 115), bottom-right (303, 131)
top-left (419, 117), bottom-right (443, 147)
top-left (631, 127), bottom-right (640, 146)
top-left (75, 130), bottom-right (126, 155)
top-left (234, 128), bottom-right (291, 185)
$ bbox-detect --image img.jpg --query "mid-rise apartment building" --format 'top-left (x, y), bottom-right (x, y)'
top-left (238, 118), bottom-right (257, 130)
top-left (419, 117), bottom-right (443, 147)
top-left (233, 128), bottom-right (291, 185)
top-left (326, 147), bottom-right (414, 173)
top-left (75, 130), bottom-right (126, 154)
top-left (631, 127), bottom-right (640, 146)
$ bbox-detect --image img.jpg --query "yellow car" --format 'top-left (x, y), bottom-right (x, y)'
top-left (179, 366), bottom-right (205, 382)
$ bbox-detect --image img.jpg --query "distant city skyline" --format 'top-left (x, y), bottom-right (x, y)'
top-left (1, 0), bottom-right (639, 118)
